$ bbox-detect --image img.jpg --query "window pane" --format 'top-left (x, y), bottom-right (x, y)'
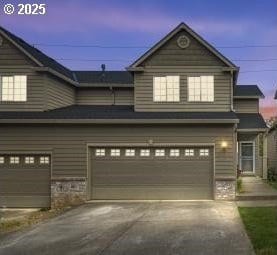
top-left (111, 149), bottom-right (120, 156)
top-left (155, 149), bottom-right (165, 156)
top-left (140, 149), bottom-right (150, 156)
top-left (125, 149), bottom-right (135, 156)
top-left (95, 149), bottom-right (105, 156)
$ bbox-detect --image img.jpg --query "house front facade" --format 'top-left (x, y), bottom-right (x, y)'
top-left (0, 23), bottom-right (267, 208)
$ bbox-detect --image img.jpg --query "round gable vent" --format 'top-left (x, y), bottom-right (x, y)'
top-left (0, 36), bottom-right (3, 46)
top-left (177, 35), bottom-right (190, 49)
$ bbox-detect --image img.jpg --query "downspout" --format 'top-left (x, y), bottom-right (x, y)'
top-left (110, 86), bottom-right (115, 105)
top-left (230, 70), bottom-right (234, 111)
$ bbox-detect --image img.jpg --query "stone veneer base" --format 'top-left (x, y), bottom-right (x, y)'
top-left (51, 178), bottom-right (86, 208)
top-left (215, 180), bottom-right (236, 200)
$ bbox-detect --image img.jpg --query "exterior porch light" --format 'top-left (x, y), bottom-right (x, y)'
top-left (221, 141), bottom-right (228, 149)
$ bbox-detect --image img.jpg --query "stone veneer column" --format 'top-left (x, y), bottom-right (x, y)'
top-left (51, 177), bottom-right (86, 208)
top-left (215, 180), bottom-right (236, 200)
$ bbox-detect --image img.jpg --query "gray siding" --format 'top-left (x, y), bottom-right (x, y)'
top-left (267, 130), bottom-right (277, 171)
top-left (0, 37), bottom-right (46, 111)
top-left (142, 31), bottom-right (226, 67)
top-left (76, 88), bottom-right (134, 105)
top-left (0, 124), bottom-right (235, 180)
top-left (45, 74), bottom-right (75, 110)
top-left (234, 99), bottom-right (259, 113)
top-left (0, 36), bottom-right (34, 66)
top-left (0, 67), bottom-right (45, 111)
top-left (134, 67), bottom-right (231, 112)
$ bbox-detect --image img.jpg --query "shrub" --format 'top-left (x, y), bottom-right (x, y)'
top-left (268, 168), bottom-right (277, 182)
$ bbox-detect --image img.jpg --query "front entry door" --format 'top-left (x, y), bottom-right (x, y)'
top-left (240, 142), bottom-right (254, 173)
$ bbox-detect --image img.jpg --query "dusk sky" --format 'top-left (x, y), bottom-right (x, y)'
top-left (0, 0), bottom-right (277, 118)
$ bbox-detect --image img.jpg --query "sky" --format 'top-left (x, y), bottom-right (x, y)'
top-left (0, 0), bottom-right (277, 119)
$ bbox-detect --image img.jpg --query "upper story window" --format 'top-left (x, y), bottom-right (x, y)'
top-left (188, 76), bottom-right (214, 102)
top-left (0, 75), bottom-right (27, 102)
top-left (153, 76), bottom-right (180, 102)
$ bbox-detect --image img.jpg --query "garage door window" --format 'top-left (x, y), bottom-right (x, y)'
top-left (185, 149), bottom-right (194, 156)
top-left (0, 156), bottom-right (4, 164)
top-left (95, 149), bottom-right (105, 156)
top-left (170, 149), bottom-right (180, 157)
top-left (200, 149), bottom-right (209, 156)
top-left (10, 156), bottom-right (19, 164)
top-left (125, 149), bottom-right (135, 157)
top-left (155, 149), bottom-right (165, 157)
top-left (140, 149), bottom-right (150, 157)
top-left (40, 156), bottom-right (50, 164)
top-left (111, 149), bottom-right (120, 157)
top-left (25, 156), bottom-right (34, 164)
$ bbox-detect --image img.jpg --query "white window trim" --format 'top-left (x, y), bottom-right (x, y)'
top-left (110, 149), bottom-right (120, 157)
top-left (95, 148), bottom-right (105, 156)
top-left (125, 149), bottom-right (135, 157)
top-left (169, 149), bottom-right (180, 157)
top-left (0, 75), bottom-right (27, 102)
top-left (153, 76), bottom-right (180, 102)
top-left (25, 156), bottom-right (34, 164)
top-left (185, 149), bottom-right (194, 156)
top-left (199, 149), bottom-right (209, 156)
top-left (10, 156), bottom-right (20, 164)
top-left (188, 76), bottom-right (214, 102)
top-left (40, 156), bottom-right (50, 164)
top-left (140, 149), bottom-right (150, 157)
top-left (155, 149), bottom-right (165, 157)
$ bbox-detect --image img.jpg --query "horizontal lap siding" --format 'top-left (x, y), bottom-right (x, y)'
top-left (0, 67), bottom-right (44, 111)
top-left (0, 37), bottom-right (33, 66)
top-left (143, 31), bottom-right (225, 67)
top-left (267, 131), bottom-right (277, 171)
top-left (45, 74), bottom-right (75, 110)
top-left (76, 88), bottom-right (134, 105)
top-left (0, 124), bottom-right (235, 179)
top-left (0, 37), bottom-right (45, 111)
top-left (233, 99), bottom-right (259, 113)
top-left (135, 67), bottom-right (231, 111)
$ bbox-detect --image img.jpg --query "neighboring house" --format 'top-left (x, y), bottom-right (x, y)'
top-left (0, 23), bottom-right (267, 208)
top-left (267, 91), bottom-right (277, 173)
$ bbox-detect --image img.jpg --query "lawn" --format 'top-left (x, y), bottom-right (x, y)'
top-left (268, 181), bottom-right (277, 190)
top-left (238, 207), bottom-right (277, 255)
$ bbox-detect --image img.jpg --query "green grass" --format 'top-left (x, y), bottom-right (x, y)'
top-left (268, 181), bottom-right (277, 190)
top-left (238, 207), bottom-right (277, 255)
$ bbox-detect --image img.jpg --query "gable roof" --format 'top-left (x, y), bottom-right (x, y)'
top-left (74, 71), bottom-right (133, 87)
top-left (0, 26), bottom-right (75, 81)
top-left (234, 85), bottom-right (264, 98)
top-left (128, 22), bottom-right (238, 70)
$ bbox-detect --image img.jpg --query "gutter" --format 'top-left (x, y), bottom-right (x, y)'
top-left (0, 118), bottom-right (239, 124)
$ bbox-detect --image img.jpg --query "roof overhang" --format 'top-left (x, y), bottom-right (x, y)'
top-left (233, 96), bottom-right (264, 99)
top-left (0, 118), bottom-right (239, 124)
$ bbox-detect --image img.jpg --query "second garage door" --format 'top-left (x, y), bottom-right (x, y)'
top-left (90, 147), bottom-right (213, 200)
top-left (0, 154), bottom-right (51, 208)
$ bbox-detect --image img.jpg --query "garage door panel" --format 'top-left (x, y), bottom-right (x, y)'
top-left (0, 196), bottom-right (50, 208)
top-left (92, 186), bottom-right (212, 200)
top-left (0, 155), bottom-right (51, 207)
top-left (91, 147), bottom-right (213, 200)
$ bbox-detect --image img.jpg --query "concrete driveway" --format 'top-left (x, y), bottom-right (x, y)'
top-left (0, 202), bottom-right (254, 255)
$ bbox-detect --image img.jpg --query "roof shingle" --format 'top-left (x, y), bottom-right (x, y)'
top-left (234, 85), bottom-right (264, 98)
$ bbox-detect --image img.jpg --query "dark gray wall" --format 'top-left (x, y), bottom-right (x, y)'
top-left (0, 124), bottom-right (236, 180)
top-left (45, 74), bottom-right (75, 110)
top-left (134, 67), bottom-right (232, 112)
top-left (234, 99), bottom-right (259, 113)
top-left (142, 30), bottom-right (226, 67)
top-left (267, 130), bottom-right (277, 171)
top-left (76, 88), bottom-right (134, 105)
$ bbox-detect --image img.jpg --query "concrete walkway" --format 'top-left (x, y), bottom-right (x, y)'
top-left (237, 176), bottom-right (277, 201)
top-left (0, 202), bottom-right (254, 255)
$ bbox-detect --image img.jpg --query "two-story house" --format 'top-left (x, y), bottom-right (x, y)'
top-left (0, 23), bottom-right (267, 208)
